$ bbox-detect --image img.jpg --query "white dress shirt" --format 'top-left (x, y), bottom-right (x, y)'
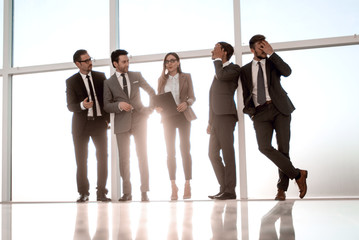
top-left (79, 72), bottom-right (102, 117)
top-left (164, 73), bottom-right (180, 105)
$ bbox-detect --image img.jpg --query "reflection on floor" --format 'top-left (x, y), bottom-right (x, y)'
top-left (1, 199), bottom-right (359, 239)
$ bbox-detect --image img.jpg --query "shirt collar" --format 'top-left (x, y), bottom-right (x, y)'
top-left (223, 61), bottom-right (230, 68)
top-left (252, 58), bottom-right (266, 66)
top-left (168, 73), bottom-right (179, 80)
top-left (79, 71), bottom-right (92, 80)
top-left (115, 71), bottom-right (127, 78)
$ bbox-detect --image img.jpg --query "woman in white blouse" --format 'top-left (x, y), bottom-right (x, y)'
top-left (156, 52), bottom-right (197, 200)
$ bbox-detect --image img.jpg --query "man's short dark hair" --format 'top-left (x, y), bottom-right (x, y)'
top-left (249, 34), bottom-right (266, 49)
top-left (111, 49), bottom-right (129, 68)
top-left (218, 42), bottom-right (234, 61)
top-left (73, 49), bottom-right (88, 63)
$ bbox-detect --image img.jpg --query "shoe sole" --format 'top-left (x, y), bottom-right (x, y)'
top-left (118, 198), bottom-right (132, 201)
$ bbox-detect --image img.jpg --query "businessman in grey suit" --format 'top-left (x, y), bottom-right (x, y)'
top-left (239, 35), bottom-right (308, 200)
top-left (104, 49), bottom-right (156, 202)
top-left (207, 42), bottom-right (241, 200)
top-left (66, 49), bottom-right (111, 202)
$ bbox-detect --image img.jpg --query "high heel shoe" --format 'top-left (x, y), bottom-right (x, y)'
top-left (183, 182), bottom-right (191, 199)
top-left (171, 184), bottom-right (178, 200)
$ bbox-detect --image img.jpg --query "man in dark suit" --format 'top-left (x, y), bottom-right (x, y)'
top-left (66, 49), bottom-right (111, 202)
top-left (103, 49), bottom-right (156, 202)
top-left (207, 42), bottom-right (241, 200)
top-left (239, 35), bottom-right (308, 200)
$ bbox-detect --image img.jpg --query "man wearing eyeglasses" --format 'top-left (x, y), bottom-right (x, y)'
top-left (66, 49), bottom-right (111, 203)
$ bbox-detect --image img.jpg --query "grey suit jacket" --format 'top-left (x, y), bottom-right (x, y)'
top-left (239, 52), bottom-right (295, 117)
top-left (103, 71), bottom-right (156, 134)
top-left (209, 61), bottom-right (241, 125)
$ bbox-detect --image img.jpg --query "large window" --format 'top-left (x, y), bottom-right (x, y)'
top-left (119, 0), bottom-right (234, 55)
top-left (0, 77), bottom-right (2, 195)
top-left (13, 0), bottom-right (109, 67)
top-left (2, 0), bottom-right (359, 201)
top-left (11, 67), bottom-right (111, 201)
top-left (0, 0), bottom-right (3, 68)
top-left (240, 0), bottom-right (359, 44)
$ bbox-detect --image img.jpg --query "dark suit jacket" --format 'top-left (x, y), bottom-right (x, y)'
top-left (103, 71), bottom-right (156, 134)
top-left (66, 71), bottom-right (109, 136)
top-left (209, 61), bottom-right (241, 125)
top-left (239, 53), bottom-right (295, 117)
top-left (157, 72), bottom-right (197, 122)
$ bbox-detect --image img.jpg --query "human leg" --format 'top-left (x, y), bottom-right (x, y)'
top-left (178, 117), bottom-right (192, 181)
top-left (215, 115), bottom-right (237, 195)
top-left (163, 119), bottom-right (177, 180)
top-left (116, 132), bottom-right (132, 194)
top-left (91, 131), bottom-right (109, 196)
top-left (133, 119), bottom-right (150, 193)
top-left (73, 134), bottom-right (90, 196)
top-left (208, 126), bottom-right (225, 194)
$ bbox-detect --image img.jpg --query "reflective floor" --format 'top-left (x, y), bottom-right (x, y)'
top-left (1, 199), bottom-right (359, 239)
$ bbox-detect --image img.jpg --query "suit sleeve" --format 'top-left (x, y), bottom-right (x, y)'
top-left (214, 61), bottom-right (241, 81)
top-left (268, 53), bottom-right (292, 77)
top-left (209, 108), bottom-right (214, 125)
top-left (66, 78), bottom-right (84, 113)
top-left (186, 73), bottom-right (196, 106)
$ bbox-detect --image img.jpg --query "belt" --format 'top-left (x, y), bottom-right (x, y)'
top-left (263, 100), bottom-right (272, 105)
top-left (255, 100), bottom-right (272, 110)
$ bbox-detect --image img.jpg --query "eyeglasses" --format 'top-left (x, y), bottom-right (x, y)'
top-left (78, 57), bottom-right (93, 64)
top-left (165, 59), bottom-right (177, 64)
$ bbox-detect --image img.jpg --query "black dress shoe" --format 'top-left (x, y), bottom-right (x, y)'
top-left (118, 194), bottom-right (132, 201)
top-left (214, 192), bottom-right (236, 200)
top-left (77, 194), bottom-right (89, 203)
top-left (97, 193), bottom-right (111, 202)
top-left (208, 192), bottom-right (223, 199)
top-left (141, 192), bottom-right (149, 202)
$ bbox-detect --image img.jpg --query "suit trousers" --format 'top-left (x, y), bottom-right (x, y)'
top-left (208, 114), bottom-right (237, 194)
top-left (163, 113), bottom-right (192, 181)
top-left (253, 103), bottom-right (299, 191)
top-left (116, 114), bottom-right (149, 194)
top-left (72, 122), bottom-right (108, 195)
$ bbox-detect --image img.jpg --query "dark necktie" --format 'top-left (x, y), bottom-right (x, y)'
top-left (121, 73), bottom-right (129, 97)
top-left (257, 61), bottom-right (266, 105)
top-left (86, 75), bottom-right (97, 117)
